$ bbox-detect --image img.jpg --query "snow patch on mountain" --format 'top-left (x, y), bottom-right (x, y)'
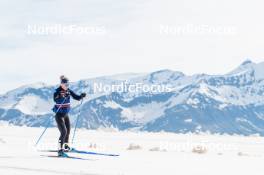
top-left (14, 94), bottom-right (52, 115)
top-left (228, 60), bottom-right (264, 80)
top-left (121, 102), bottom-right (165, 124)
top-left (104, 101), bottom-right (121, 109)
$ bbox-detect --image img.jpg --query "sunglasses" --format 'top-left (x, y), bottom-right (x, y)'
top-left (61, 82), bottom-right (69, 87)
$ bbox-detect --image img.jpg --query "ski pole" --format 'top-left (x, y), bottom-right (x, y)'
top-left (71, 98), bottom-right (84, 144)
top-left (35, 97), bottom-right (66, 146)
top-left (34, 116), bottom-right (52, 146)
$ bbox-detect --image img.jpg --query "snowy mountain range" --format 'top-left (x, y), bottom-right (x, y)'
top-left (1, 60), bottom-right (264, 135)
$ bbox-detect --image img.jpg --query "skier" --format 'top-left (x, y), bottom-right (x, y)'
top-left (53, 75), bottom-right (86, 156)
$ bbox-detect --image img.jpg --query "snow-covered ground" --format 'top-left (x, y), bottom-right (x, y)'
top-left (0, 124), bottom-right (264, 175)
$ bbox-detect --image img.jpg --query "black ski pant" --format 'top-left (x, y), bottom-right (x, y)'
top-left (55, 113), bottom-right (71, 150)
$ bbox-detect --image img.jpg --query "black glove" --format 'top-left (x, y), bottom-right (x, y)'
top-left (81, 93), bottom-right (86, 98)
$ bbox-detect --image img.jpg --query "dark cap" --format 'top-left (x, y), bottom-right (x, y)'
top-left (60, 75), bottom-right (69, 84)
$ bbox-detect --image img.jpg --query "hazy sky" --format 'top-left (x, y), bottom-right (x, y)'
top-left (0, 0), bottom-right (264, 93)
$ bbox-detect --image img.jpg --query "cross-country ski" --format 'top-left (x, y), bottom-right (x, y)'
top-left (40, 148), bottom-right (120, 157)
top-left (40, 154), bottom-right (90, 161)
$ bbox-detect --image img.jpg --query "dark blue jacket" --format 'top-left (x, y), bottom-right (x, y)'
top-left (52, 87), bottom-right (82, 114)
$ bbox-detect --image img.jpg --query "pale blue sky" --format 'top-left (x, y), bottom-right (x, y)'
top-left (1, 0), bottom-right (264, 93)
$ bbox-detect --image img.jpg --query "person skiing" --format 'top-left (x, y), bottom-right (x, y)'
top-left (53, 75), bottom-right (86, 156)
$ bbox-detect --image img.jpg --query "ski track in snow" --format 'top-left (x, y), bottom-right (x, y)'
top-left (0, 138), bottom-right (5, 144)
top-left (0, 165), bottom-right (100, 175)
